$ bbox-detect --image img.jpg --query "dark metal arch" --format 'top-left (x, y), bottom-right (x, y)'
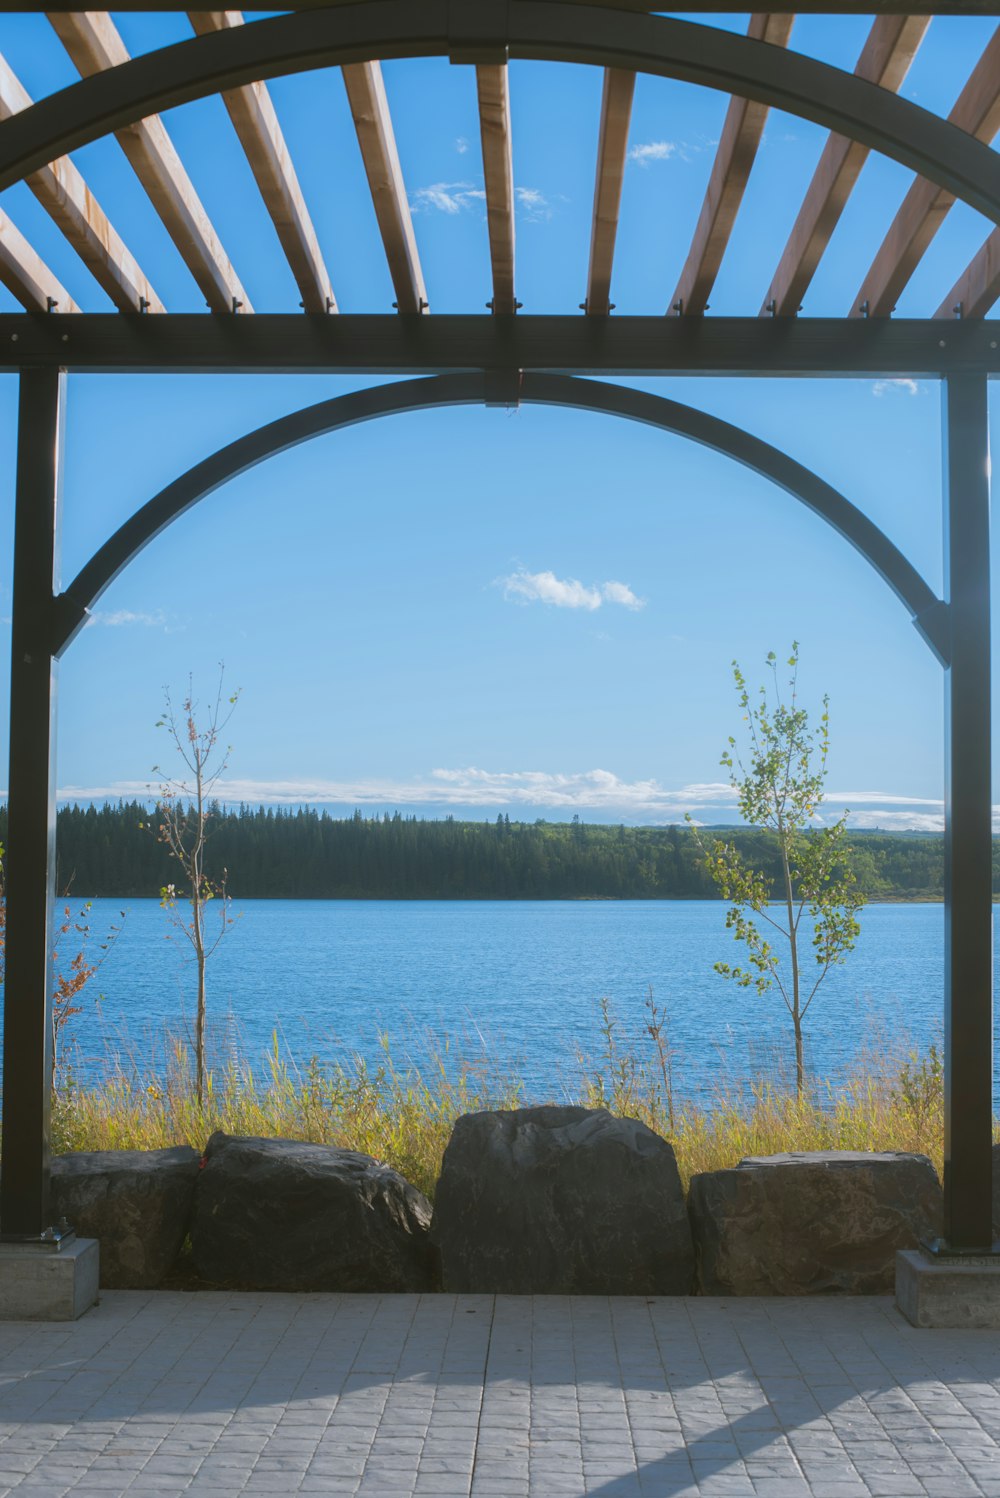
top-left (53, 371), bottom-right (946, 666)
top-left (2, 4), bottom-right (1000, 225)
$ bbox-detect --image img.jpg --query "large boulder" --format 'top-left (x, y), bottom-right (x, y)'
top-left (191, 1133), bottom-right (437, 1291)
top-left (50, 1147), bottom-right (200, 1288)
top-left (430, 1105), bottom-right (694, 1294)
top-left (689, 1150), bottom-right (943, 1295)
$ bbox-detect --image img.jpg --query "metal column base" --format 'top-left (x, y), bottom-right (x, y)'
top-left (0, 1237), bottom-right (99, 1320)
top-left (896, 1248), bottom-right (1000, 1328)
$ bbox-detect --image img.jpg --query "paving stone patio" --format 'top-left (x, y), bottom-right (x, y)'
top-left (0, 1291), bottom-right (997, 1497)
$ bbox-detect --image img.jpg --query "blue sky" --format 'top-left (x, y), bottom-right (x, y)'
top-left (1, 10), bottom-right (998, 829)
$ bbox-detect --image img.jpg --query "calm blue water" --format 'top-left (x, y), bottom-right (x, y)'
top-left (51, 898), bottom-right (986, 1104)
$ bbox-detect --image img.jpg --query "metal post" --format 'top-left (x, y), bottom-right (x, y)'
top-left (941, 372), bottom-right (994, 1251)
top-left (0, 367), bottom-right (64, 1240)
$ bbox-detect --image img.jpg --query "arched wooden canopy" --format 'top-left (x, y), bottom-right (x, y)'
top-left (2, 3), bottom-right (1000, 332)
top-left (0, 3), bottom-right (997, 1269)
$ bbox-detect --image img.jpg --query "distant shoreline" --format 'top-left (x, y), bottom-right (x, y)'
top-left (73, 891), bottom-right (957, 904)
top-left (24, 804), bottom-right (968, 902)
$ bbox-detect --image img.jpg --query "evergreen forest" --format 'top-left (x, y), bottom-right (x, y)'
top-left (0, 801), bottom-right (979, 902)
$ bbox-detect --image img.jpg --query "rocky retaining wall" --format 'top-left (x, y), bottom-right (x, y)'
top-left (51, 1116), bottom-right (944, 1294)
top-left (430, 1105), bottom-right (694, 1294)
top-left (688, 1150), bottom-right (942, 1295)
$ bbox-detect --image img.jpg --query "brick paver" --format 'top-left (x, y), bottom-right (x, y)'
top-left (0, 1293), bottom-right (996, 1496)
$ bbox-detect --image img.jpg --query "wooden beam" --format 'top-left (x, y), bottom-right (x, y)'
top-left (0, 207), bottom-right (79, 312)
top-left (188, 10), bottom-right (335, 313)
top-left (586, 68), bottom-right (635, 318)
top-left (670, 13), bottom-right (793, 317)
top-left (4, 313), bottom-right (1000, 378)
top-left (475, 63), bottom-right (516, 316)
top-left (0, 51), bottom-right (162, 314)
top-left (935, 228), bottom-right (1000, 320)
top-left (763, 16), bottom-right (928, 317)
top-left (341, 60), bottom-right (427, 315)
top-left (33, 3), bottom-right (1000, 15)
top-left (853, 23), bottom-right (1000, 318)
top-left (48, 10), bottom-right (251, 313)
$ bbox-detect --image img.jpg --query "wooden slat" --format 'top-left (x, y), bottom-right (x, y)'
top-left (0, 206), bottom-right (79, 312)
top-left (341, 61), bottom-right (427, 315)
top-left (58, 2), bottom-right (1000, 13)
top-left (670, 13), bottom-right (793, 317)
top-left (188, 10), bottom-right (335, 313)
top-left (852, 23), bottom-right (1000, 318)
top-left (586, 68), bottom-right (635, 317)
top-left (935, 227), bottom-right (1000, 319)
top-left (476, 63), bottom-right (516, 316)
top-left (48, 10), bottom-right (251, 313)
top-left (0, 51), bottom-right (162, 314)
top-left (763, 16), bottom-right (928, 317)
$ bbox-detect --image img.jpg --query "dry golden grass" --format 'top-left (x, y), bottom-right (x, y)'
top-left (51, 1033), bottom-right (522, 1202)
top-left (44, 994), bottom-right (963, 1201)
top-left (573, 993), bottom-right (953, 1189)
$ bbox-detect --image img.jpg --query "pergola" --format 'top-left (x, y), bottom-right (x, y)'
top-left (0, 1), bottom-right (998, 1259)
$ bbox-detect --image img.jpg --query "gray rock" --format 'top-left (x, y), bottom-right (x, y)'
top-left (689, 1150), bottom-right (943, 1295)
top-left (50, 1147), bottom-right (201, 1288)
top-left (992, 1143), bottom-right (1000, 1241)
top-left (191, 1133), bottom-right (437, 1291)
top-left (430, 1105), bottom-right (694, 1294)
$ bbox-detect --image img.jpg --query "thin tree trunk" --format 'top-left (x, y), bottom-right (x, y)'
top-left (155, 676), bottom-right (239, 1109)
top-left (194, 766), bottom-right (206, 1106)
top-left (780, 841), bottom-right (803, 1095)
top-left (194, 895), bottom-right (206, 1107)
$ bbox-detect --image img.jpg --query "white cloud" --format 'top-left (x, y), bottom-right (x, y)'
top-left (85, 608), bottom-right (166, 629)
top-left (822, 790), bottom-right (945, 831)
top-left (455, 136), bottom-right (469, 154)
top-left (50, 770), bottom-right (676, 812)
top-left (413, 181), bottom-right (551, 222)
top-left (45, 773), bottom-right (967, 829)
top-left (427, 767), bottom-right (693, 810)
top-left (843, 808), bottom-right (945, 832)
top-left (50, 771), bottom-right (734, 816)
top-left (827, 790), bottom-right (943, 807)
top-left (502, 569), bottom-right (602, 609)
top-left (514, 185), bottom-right (551, 220)
top-left (677, 782), bottom-right (741, 804)
top-left (872, 378), bottom-right (919, 398)
top-left (411, 181), bottom-right (486, 215)
top-left (600, 580), bottom-right (645, 611)
top-left (500, 567), bottom-right (645, 611)
top-left (628, 140), bottom-right (677, 167)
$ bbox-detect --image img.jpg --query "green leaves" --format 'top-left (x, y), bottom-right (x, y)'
top-left (693, 644), bottom-right (866, 1094)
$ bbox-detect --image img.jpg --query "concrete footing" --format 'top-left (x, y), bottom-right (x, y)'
top-left (0, 1237), bottom-right (99, 1321)
top-left (896, 1247), bottom-right (1000, 1328)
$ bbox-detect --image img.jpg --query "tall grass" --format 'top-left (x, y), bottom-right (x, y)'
top-left (42, 993), bottom-right (964, 1200)
top-left (51, 1031), bottom-right (523, 1201)
top-left (576, 991), bottom-right (951, 1189)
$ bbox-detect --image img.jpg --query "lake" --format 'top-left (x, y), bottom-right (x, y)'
top-left (50, 897), bottom-right (990, 1104)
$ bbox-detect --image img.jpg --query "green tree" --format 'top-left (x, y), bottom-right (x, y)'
top-left (692, 644), bottom-right (864, 1095)
top-left (147, 670), bottom-right (240, 1106)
